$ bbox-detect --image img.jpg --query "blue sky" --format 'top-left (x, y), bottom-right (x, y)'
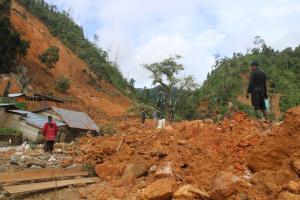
top-left (47, 0), bottom-right (300, 87)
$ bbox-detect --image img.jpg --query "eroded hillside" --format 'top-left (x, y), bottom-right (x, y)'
top-left (10, 1), bottom-right (131, 122)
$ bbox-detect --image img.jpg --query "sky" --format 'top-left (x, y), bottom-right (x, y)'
top-left (47, 0), bottom-right (300, 87)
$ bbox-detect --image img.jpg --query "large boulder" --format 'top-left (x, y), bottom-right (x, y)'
top-left (95, 162), bottom-right (125, 180)
top-left (248, 106), bottom-right (300, 172)
top-left (210, 171), bottom-right (239, 200)
top-left (140, 178), bottom-right (173, 200)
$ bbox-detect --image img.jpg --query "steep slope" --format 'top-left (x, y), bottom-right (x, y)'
top-left (10, 1), bottom-right (131, 121)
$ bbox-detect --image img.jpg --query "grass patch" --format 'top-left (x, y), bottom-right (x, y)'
top-left (0, 128), bottom-right (22, 137)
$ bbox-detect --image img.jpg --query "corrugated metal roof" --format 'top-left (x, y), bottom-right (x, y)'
top-left (8, 110), bottom-right (65, 128)
top-left (23, 113), bottom-right (66, 128)
top-left (0, 103), bottom-right (16, 107)
top-left (8, 110), bottom-right (31, 115)
top-left (52, 107), bottom-right (99, 131)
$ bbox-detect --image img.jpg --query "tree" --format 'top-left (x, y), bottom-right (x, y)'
top-left (38, 46), bottom-right (60, 71)
top-left (143, 55), bottom-right (197, 118)
top-left (16, 65), bottom-right (30, 92)
top-left (129, 78), bottom-right (135, 88)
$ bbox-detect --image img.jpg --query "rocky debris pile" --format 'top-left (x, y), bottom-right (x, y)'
top-left (0, 142), bottom-right (78, 171)
top-left (247, 106), bottom-right (300, 199)
top-left (74, 110), bottom-right (282, 200)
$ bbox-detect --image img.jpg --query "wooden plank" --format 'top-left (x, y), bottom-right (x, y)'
top-left (2, 177), bottom-right (99, 194)
top-left (0, 168), bottom-right (88, 183)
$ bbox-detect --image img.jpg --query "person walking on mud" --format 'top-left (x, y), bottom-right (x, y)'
top-left (42, 115), bottom-right (58, 154)
top-left (246, 61), bottom-right (268, 120)
top-left (141, 108), bottom-right (147, 127)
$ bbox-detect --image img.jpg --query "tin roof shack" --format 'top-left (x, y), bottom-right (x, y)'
top-left (39, 107), bottom-right (99, 142)
top-left (5, 110), bottom-right (66, 143)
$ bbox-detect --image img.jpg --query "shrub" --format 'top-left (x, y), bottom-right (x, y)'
top-left (55, 76), bottom-right (70, 93)
top-left (38, 46), bottom-right (60, 71)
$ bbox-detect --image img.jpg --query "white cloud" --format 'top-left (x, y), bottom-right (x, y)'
top-left (47, 0), bottom-right (300, 87)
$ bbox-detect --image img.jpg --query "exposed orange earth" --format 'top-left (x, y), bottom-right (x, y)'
top-left (10, 1), bottom-right (132, 123)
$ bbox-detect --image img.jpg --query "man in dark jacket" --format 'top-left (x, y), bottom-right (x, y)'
top-left (247, 61), bottom-right (268, 119)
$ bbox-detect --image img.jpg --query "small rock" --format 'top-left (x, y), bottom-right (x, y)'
top-left (140, 178), bottom-right (173, 200)
top-left (150, 150), bottom-right (167, 159)
top-left (155, 161), bottom-right (172, 178)
top-left (204, 118), bottom-right (214, 123)
top-left (9, 156), bottom-right (19, 165)
top-left (30, 165), bottom-right (43, 169)
top-left (149, 165), bottom-right (158, 175)
top-left (277, 191), bottom-right (300, 200)
top-left (287, 181), bottom-right (300, 194)
top-left (173, 185), bottom-right (211, 199)
top-left (292, 159), bottom-right (300, 175)
top-left (123, 162), bottom-right (149, 179)
top-left (177, 140), bottom-right (187, 145)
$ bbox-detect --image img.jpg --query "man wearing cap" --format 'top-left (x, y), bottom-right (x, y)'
top-left (247, 61), bottom-right (268, 119)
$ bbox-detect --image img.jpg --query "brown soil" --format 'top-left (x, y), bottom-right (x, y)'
top-left (64, 107), bottom-right (300, 200)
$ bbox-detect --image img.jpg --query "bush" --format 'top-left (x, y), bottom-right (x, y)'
top-left (100, 124), bottom-right (117, 135)
top-left (0, 128), bottom-right (22, 137)
top-left (55, 76), bottom-right (70, 93)
top-left (38, 46), bottom-right (59, 71)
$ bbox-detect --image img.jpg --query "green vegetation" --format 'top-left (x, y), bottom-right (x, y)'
top-left (194, 37), bottom-right (300, 118)
top-left (143, 55), bottom-right (197, 119)
top-left (55, 75), bottom-right (70, 93)
top-left (17, 0), bottom-right (133, 95)
top-left (15, 102), bottom-right (26, 110)
top-left (0, 128), bottom-right (22, 137)
top-left (0, 0), bottom-right (30, 74)
top-left (100, 124), bottom-right (117, 135)
top-left (38, 46), bottom-right (60, 71)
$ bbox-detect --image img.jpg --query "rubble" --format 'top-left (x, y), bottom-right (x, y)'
top-left (173, 185), bottom-right (211, 199)
top-left (0, 106), bottom-right (299, 200)
top-left (139, 178), bottom-right (173, 200)
top-left (287, 181), bottom-right (300, 194)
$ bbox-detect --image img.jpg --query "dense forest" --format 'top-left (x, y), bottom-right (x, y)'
top-left (16, 0), bottom-right (132, 95)
top-left (193, 38), bottom-right (300, 119)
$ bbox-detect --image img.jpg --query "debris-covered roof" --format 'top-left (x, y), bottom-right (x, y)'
top-left (52, 107), bottom-right (99, 131)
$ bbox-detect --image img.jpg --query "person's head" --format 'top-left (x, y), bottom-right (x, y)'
top-left (48, 115), bottom-right (52, 123)
top-left (250, 60), bottom-right (259, 72)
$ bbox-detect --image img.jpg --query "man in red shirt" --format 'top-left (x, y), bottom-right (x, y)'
top-left (42, 116), bottom-right (58, 154)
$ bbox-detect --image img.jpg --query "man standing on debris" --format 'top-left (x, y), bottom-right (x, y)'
top-left (42, 116), bottom-right (58, 154)
top-left (247, 61), bottom-right (268, 119)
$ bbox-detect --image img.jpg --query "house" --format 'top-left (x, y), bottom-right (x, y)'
top-left (38, 107), bottom-right (100, 141)
top-left (4, 110), bottom-right (66, 142)
top-left (1, 106), bottom-right (99, 142)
